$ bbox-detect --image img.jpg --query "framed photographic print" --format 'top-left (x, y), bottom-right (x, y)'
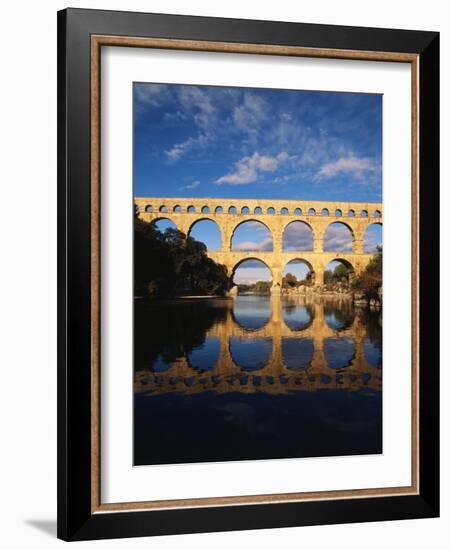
top-left (57, 8), bottom-right (439, 541)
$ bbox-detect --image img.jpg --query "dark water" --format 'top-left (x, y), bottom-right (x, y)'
top-left (134, 295), bottom-right (382, 465)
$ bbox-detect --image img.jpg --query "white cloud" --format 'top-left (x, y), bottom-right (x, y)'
top-left (165, 133), bottom-right (210, 162)
top-left (216, 151), bottom-right (289, 185)
top-left (316, 155), bottom-right (376, 179)
top-left (179, 180), bottom-right (200, 191)
top-left (232, 93), bottom-right (267, 133)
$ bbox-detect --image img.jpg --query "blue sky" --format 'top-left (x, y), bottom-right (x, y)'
top-left (136, 83), bottom-right (382, 282)
top-left (134, 83), bottom-right (382, 202)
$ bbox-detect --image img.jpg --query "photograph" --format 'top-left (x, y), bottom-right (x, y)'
top-left (133, 83), bottom-right (384, 466)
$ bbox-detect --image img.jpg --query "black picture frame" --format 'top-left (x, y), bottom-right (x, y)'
top-left (57, 7), bottom-right (439, 541)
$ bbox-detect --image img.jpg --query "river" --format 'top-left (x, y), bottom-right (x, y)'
top-left (134, 295), bottom-right (382, 465)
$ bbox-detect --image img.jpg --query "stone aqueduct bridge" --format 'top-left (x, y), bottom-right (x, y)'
top-left (135, 197), bottom-right (383, 290)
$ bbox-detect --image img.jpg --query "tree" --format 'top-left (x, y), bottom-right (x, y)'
top-left (282, 272), bottom-right (297, 288)
top-left (333, 263), bottom-right (349, 282)
top-left (324, 270), bottom-right (333, 284)
top-left (352, 247), bottom-right (382, 305)
top-left (134, 217), bottom-right (230, 297)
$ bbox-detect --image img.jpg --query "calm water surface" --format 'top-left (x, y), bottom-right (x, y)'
top-left (134, 295), bottom-right (382, 465)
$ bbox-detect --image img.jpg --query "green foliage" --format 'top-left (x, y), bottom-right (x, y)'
top-left (134, 216), bottom-right (230, 297)
top-left (333, 263), bottom-right (349, 281)
top-left (282, 272), bottom-right (297, 288)
top-left (323, 270), bottom-right (334, 284)
top-left (352, 247), bottom-right (383, 305)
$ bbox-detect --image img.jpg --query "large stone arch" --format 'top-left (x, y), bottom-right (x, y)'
top-left (283, 257), bottom-right (316, 284)
top-left (231, 257), bottom-right (274, 281)
top-left (230, 219), bottom-right (274, 250)
top-left (150, 217), bottom-right (179, 231)
top-left (187, 217), bottom-right (222, 251)
top-left (282, 220), bottom-right (314, 251)
top-left (323, 220), bottom-right (356, 252)
top-left (323, 257), bottom-right (356, 284)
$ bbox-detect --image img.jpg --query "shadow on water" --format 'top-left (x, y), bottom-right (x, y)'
top-left (134, 296), bottom-right (382, 465)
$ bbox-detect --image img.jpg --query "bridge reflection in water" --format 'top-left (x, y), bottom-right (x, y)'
top-left (134, 296), bottom-right (382, 465)
top-left (134, 297), bottom-right (382, 396)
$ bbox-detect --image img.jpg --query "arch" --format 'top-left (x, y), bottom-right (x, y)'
top-left (149, 353), bottom-right (173, 373)
top-left (144, 204), bottom-right (153, 213)
top-left (231, 258), bottom-right (273, 289)
top-left (188, 218), bottom-right (222, 251)
top-left (282, 299), bottom-right (315, 331)
top-left (187, 205), bottom-right (196, 213)
top-left (323, 258), bottom-right (355, 284)
top-left (373, 209), bottom-right (382, 218)
top-left (215, 206), bottom-right (223, 214)
top-left (282, 258), bottom-right (315, 286)
top-left (231, 220), bottom-right (273, 252)
top-left (324, 302), bottom-right (355, 331)
top-left (241, 206), bottom-right (250, 214)
top-left (267, 207), bottom-right (275, 215)
top-left (280, 207), bottom-right (289, 215)
top-left (282, 338), bottom-right (314, 370)
top-left (363, 222), bottom-right (383, 253)
top-left (323, 221), bottom-right (354, 252)
top-left (159, 205), bottom-right (168, 213)
top-left (187, 337), bottom-right (220, 372)
top-left (321, 208), bottom-right (329, 216)
top-left (308, 208), bottom-right (316, 215)
top-left (228, 206), bottom-right (237, 214)
top-left (324, 337), bottom-right (355, 370)
top-left (283, 221), bottom-right (314, 251)
top-left (364, 336), bottom-right (382, 369)
top-left (201, 205), bottom-right (210, 213)
top-left (151, 217), bottom-right (178, 233)
top-left (348, 209), bottom-right (355, 217)
top-left (231, 292), bottom-right (272, 330)
top-left (254, 206), bottom-right (263, 214)
top-left (360, 209), bottom-right (368, 217)
top-left (335, 209), bottom-right (342, 217)
top-left (173, 205), bottom-right (182, 213)
top-left (294, 207), bottom-right (302, 215)
top-left (229, 336), bottom-right (272, 372)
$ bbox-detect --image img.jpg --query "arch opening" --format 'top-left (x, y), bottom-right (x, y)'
top-left (280, 207), bottom-right (289, 215)
top-left (321, 208), bottom-right (329, 216)
top-left (364, 223), bottom-right (382, 253)
top-left (231, 220), bottom-right (273, 252)
top-left (254, 206), bottom-right (263, 214)
top-left (187, 205), bottom-right (196, 213)
top-left (201, 205), bottom-right (210, 213)
top-left (282, 221), bottom-right (313, 251)
top-left (215, 206), bottom-right (223, 214)
top-left (323, 259), bottom-right (355, 285)
top-left (187, 337), bottom-right (220, 372)
top-left (267, 207), bottom-right (275, 215)
top-left (173, 205), bottom-right (182, 213)
top-left (324, 337), bottom-right (355, 370)
top-left (232, 291), bottom-right (272, 329)
top-left (282, 259), bottom-right (315, 288)
top-left (324, 302), bottom-right (355, 331)
top-left (189, 219), bottom-right (222, 251)
top-left (282, 338), bottom-right (314, 370)
top-left (232, 259), bottom-right (272, 295)
top-left (230, 337), bottom-right (272, 372)
top-left (308, 208), bottom-right (316, 216)
top-left (228, 206), bottom-right (237, 214)
top-left (324, 222), bottom-right (354, 252)
top-left (294, 207), bottom-right (302, 216)
top-left (151, 218), bottom-right (178, 234)
top-left (145, 204), bottom-right (153, 213)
